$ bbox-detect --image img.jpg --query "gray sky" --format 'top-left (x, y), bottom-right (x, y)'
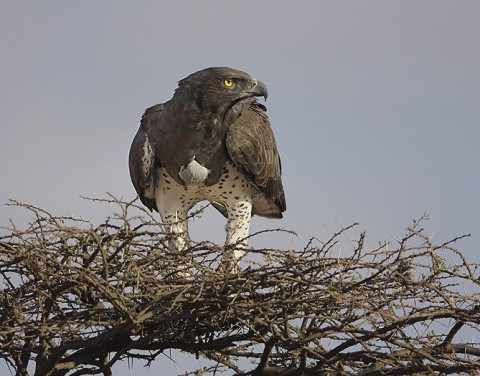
top-left (1, 1), bottom-right (479, 375)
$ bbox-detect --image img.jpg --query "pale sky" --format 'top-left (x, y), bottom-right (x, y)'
top-left (1, 1), bottom-right (479, 375)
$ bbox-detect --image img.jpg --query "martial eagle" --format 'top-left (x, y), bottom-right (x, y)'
top-left (129, 67), bottom-right (286, 270)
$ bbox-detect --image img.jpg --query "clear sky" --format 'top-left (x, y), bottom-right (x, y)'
top-left (1, 1), bottom-right (479, 375)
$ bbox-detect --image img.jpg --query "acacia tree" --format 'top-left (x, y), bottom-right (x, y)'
top-left (1, 198), bottom-right (479, 375)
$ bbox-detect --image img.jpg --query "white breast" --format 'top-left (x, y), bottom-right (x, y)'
top-left (178, 158), bottom-right (210, 186)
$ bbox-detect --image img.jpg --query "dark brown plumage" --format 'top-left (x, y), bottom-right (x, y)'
top-left (128, 67), bottom-right (285, 267)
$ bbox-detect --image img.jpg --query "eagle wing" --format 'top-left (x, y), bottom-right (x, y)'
top-left (226, 101), bottom-right (286, 218)
top-left (128, 104), bottom-right (164, 212)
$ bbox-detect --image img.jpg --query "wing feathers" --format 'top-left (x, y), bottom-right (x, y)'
top-left (128, 104), bottom-right (164, 212)
top-left (226, 101), bottom-right (286, 215)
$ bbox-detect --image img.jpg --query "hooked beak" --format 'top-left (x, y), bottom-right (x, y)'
top-left (249, 79), bottom-right (268, 100)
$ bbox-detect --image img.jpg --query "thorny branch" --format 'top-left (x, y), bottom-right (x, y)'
top-left (0, 197), bottom-right (479, 375)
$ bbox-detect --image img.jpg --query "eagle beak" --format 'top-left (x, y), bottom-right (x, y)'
top-left (250, 79), bottom-right (268, 100)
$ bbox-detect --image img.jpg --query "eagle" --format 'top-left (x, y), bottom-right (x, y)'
top-left (128, 67), bottom-right (286, 271)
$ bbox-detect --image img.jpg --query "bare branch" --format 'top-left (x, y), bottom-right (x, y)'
top-left (1, 198), bottom-right (478, 375)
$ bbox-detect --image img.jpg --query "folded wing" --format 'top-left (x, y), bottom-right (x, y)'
top-left (128, 104), bottom-right (164, 212)
top-left (226, 101), bottom-right (286, 218)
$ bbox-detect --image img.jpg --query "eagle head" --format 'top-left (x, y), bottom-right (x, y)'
top-left (176, 67), bottom-right (268, 114)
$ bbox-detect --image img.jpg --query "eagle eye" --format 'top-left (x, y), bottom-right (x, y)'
top-left (223, 78), bottom-right (234, 87)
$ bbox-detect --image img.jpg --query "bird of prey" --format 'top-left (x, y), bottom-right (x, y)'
top-left (129, 67), bottom-right (286, 271)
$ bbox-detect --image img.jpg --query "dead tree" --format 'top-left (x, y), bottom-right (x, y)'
top-left (1, 197), bottom-right (479, 375)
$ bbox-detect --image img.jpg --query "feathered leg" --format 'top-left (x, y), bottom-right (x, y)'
top-left (224, 200), bottom-right (252, 273)
top-left (155, 174), bottom-right (193, 278)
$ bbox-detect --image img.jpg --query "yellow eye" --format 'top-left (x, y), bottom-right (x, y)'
top-left (224, 78), bottom-right (234, 87)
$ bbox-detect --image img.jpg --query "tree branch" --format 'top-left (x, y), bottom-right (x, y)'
top-left (1, 197), bottom-right (479, 375)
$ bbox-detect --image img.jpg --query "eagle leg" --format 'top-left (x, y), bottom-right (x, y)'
top-left (167, 213), bottom-right (190, 252)
top-left (162, 212), bottom-right (192, 278)
top-left (224, 199), bottom-right (253, 274)
top-left (155, 193), bottom-right (193, 277)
